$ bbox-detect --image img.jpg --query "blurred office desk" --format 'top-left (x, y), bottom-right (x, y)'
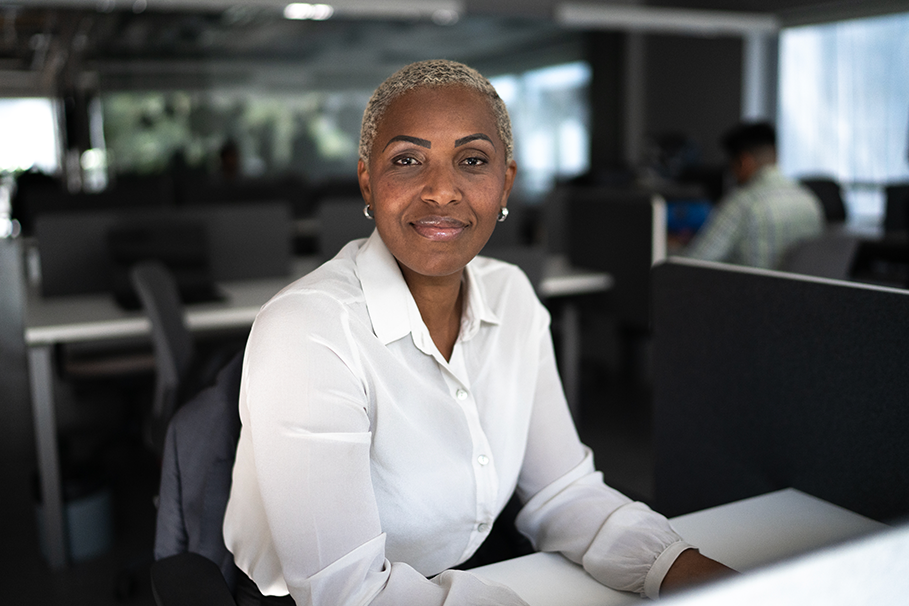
top-left (472, 488), bottom-right (887, 606)
top-left (25, 254), bottom-right (609, 570)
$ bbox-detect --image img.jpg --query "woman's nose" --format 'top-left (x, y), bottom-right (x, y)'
top-left (421, 163), bottom-right (461, 205)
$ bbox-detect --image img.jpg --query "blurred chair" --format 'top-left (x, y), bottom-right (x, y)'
top-left (884, 182), bottom-right (909, 233)
top-left (777, 231), bottom-right (859, 280)
top-left (130, 261), bottom-right (195, 458)
top-left (154, 351), bottom-right (243, 595)
top-left (800, 177), bottom-right (847, 224)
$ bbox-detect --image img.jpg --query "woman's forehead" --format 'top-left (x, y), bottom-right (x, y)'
top-left (375, 86), bottom-right (497, 142)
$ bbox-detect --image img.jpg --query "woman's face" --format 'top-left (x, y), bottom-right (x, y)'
top-left (358, 85), bottom-right (517, 282)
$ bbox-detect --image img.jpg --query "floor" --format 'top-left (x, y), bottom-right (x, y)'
top-left (2, 306), bottom-right (655, 606)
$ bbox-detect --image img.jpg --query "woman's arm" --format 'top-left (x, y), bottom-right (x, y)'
top-left (514, 329), bottom-right (711, 599)
top-left (659, 549), bottom-right (737, 596)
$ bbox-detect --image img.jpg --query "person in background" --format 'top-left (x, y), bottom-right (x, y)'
top-left (223, 59), bottom-right (734, 606)
top-left (219, 139), bottom-right (241, 181)
top-left (684, 121), bottom-right (824, 269)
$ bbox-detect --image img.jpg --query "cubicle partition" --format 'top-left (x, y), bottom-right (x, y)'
top-left (566, 189), bottom-right (665, 330)
top-left (35, 202), bottom-right (293, 299)
top-left (652, 258), bottom-right (909, 522)
top-left (317, 197), bottom-right (375, 259)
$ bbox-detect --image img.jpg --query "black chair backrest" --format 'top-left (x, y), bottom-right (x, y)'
top-left (884, 183), bottom-right (909, 233)
top-left (800, 177), bottom-right (847, 224)
top-left (652, 258), bottom-right (909, 522)
top-left (154, 352), bottom-right (243, 590)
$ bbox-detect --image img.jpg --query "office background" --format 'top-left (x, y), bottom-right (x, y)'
top-left (2, 0), bottom-right (909, 603)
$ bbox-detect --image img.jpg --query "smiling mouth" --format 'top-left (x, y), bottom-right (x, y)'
top-left (411, 216), bottom-right (468, 241)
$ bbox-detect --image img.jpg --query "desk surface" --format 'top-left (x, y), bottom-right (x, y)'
top-left (25, 254), bottom-right (610, 346)
top-left (471, 489), bottom-right (886, 606)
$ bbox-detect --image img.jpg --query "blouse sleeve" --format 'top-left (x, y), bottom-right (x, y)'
top-left (513, 327), bottom-right (694, 600)
top-left (227, 291), bottom-right (529, 606)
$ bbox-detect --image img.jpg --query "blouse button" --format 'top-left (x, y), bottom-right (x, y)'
top-left (455, 389), bottom-right (468, 401)
top-left (477, 454), bottom-right (489, 466)
top-left (478, 523), bottom-right (490, 533)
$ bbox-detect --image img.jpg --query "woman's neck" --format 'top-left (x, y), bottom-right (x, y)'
top-left (400, 266), bottom-right (464, 362)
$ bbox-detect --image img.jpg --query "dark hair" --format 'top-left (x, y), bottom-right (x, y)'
top-left (721, 122), bottom-right (776, 158)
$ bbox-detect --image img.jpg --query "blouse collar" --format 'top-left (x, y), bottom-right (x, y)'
top-left (355, 230), bottom-right (500, 351)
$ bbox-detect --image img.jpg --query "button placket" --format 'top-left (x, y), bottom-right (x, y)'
top-left (439, 366), bottom-right (498, 562)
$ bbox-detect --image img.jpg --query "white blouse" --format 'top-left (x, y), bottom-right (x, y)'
top-left (223, 230), bottom-right (692, 605)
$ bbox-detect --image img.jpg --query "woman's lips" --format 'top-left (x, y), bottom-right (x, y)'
top-left (411, 216), bottom-right (467, 241)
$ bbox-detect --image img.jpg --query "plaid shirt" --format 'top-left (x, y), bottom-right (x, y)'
top-left (685, 166), bottom-right (824, 269)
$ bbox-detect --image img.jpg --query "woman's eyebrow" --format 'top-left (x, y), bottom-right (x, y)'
top-left (383, 135), bottom-right (431, 150)
top-left (455, 133), bottom-right (494, 148)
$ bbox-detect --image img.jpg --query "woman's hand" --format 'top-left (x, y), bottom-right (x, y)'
top-left (659, 549), bottom-right (737, 597)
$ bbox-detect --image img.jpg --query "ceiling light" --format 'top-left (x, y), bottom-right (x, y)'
top-left (432, 9), bottom-right (459, 26)
top-left (284, 3), bottom-right (334, 21)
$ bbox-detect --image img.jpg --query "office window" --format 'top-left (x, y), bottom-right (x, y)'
top-left (492, 61), bottom-right (591, 199)
top-left (778, 12), bottom-right (909, 224)
top-left (101, 89), bottom-right (367, 182)
top-left (0, 98), bottom-right (60, 175)
top-left (99, 64), bottom-right (591, 198)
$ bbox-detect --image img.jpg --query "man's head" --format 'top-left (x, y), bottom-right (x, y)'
top-left (721, 121), bottom-right (777, 185)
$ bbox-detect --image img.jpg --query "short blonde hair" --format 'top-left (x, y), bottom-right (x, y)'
top-left (359, 59), bottom-right (514, 164)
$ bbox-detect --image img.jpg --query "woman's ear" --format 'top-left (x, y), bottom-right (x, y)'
top-left (357, 159), bottom-right (372, 203)
top-left (501, 159), bottom-right (518, 206)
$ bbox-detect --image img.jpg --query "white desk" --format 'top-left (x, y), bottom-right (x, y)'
top-left (472, 489), bottom-right (887, 606)
top-left (24, 254), bottom-right (609, 570)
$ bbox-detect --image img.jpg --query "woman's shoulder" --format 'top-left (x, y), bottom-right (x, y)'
top-left (259, 253), bottom-right (366, 320)
top-left (471, 253), bottom-right (538, 291)
top-left (470, 253), bottom-right (546, 318)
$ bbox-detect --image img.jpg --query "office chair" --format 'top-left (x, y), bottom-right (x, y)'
top-left (776, 231), bottom-right (859, 280)
top-left (800, 177), bottom-right (848, 224)
top-left (152, 351), bottom-right (244, 605)
top-left (130, 261), bottom-right (196, 458)
top-left (884, 182), bottom-right (909, 233)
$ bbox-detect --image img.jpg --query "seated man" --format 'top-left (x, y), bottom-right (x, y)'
top-left (684, 122), bottom-right (824, 269)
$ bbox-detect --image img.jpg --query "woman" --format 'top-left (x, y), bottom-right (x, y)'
top-left (223, 59), bottom-right (731, 605)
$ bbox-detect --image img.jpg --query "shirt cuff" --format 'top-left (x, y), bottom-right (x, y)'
top-left (643, 541), bottom-right (697, 600)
